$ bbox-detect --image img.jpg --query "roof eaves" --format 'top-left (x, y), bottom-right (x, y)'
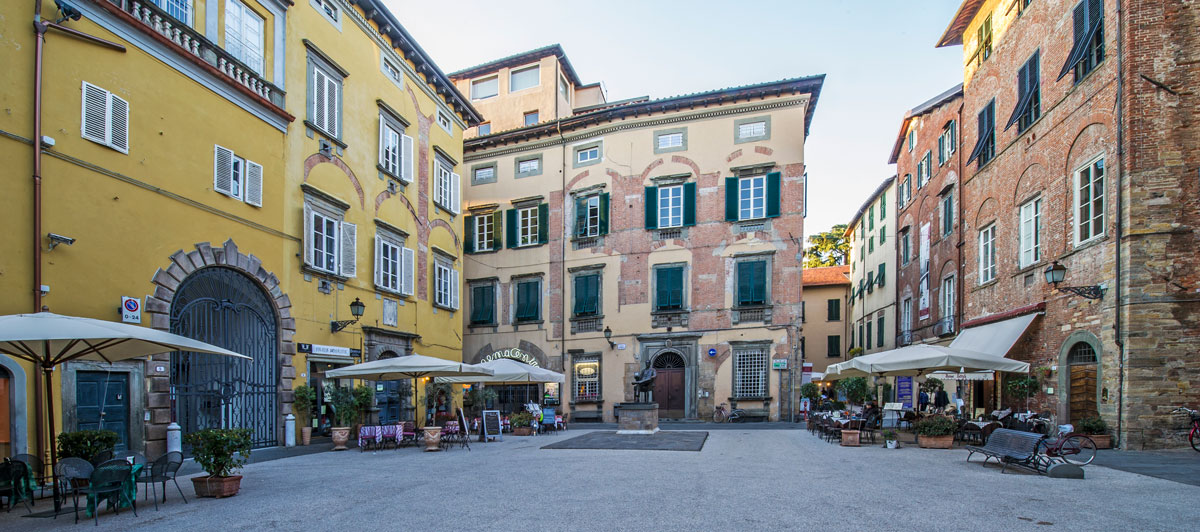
top-left (845, 176), bottom-right (897, 236)
top-left (937, 0), bottom-right (986, 47)
top-left (887, 84), bottom-right (964, 164)
top-left (448, 44), bottom-right (584, 87)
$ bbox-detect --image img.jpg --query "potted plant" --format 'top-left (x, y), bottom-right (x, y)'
top-left (184, 428), bottom-right (251, 498)
top-left (511, 412), bottom-right (535, 436)
top-left (325, 383), bottom-right (357, 451)
top-left (914, 416), bottom-right (957, 449)
top-left (882, 429), bottom-right (899, 449)
top-left (293, 384), bottom-right (316, 446)
top-left (836, 377), bottom-right (869, 407)
top-left (57, 430), bottom-right (118, 486)
top-left (352, 384), bottom-right (375, 434)
top-left (1006, 375), bottom-right (1040, 411)
top-left (1077, 416), bottom-right (1111, 449)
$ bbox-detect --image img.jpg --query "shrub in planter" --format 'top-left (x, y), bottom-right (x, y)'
top-left (882, 429), bottom-right (899, 449)
top-left (57, 429), bottom-right (119, 460)
top-left (1077, 416), bottom-right (1111, 448)
top-left (511, 412), bottom-right (535, 435)
top-left (184, 428), bottom-right (251, 498)
top-left (914, 416), bottom-right (957, 449)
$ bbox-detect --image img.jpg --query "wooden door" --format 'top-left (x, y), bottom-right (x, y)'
top-left (1069, 365), bottom-right (1098, 422)
top-left (654, 369), bottom-right (685, 419)
top-left (76, 371), bottom-right (130, 451)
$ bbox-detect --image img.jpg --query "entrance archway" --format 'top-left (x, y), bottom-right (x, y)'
top-left (1066, 342), bottom-right (1099, 423)
top-left (652, 351), bottom-right (686, 419)
top-left (170, 267), bottom-right (279, 448)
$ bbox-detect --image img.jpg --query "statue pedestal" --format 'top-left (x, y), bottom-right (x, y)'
top-left (616, 402), bottom-right (659, 434)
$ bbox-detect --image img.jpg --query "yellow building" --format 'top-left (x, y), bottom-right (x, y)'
top-left (0, 0), bottom-right (479, 460)
top-left (800, 266), bottom-right (851, 379)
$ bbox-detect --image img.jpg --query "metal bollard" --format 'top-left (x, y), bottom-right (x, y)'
top-left (167, 422), bottom-right (182, 454)
top-left (285, 413), bottom-right (296, 447)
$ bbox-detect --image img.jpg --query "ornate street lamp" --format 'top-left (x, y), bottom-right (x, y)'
top-left (603, 326), bottom-right (615, 349)
top-left (1043, 261), bottom-right (1106, 300)
top-left (331, 297), bottom-right (366, 332)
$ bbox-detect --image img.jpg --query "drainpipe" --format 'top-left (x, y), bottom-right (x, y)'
top-left (32, 6), bottom-right (47, 473)
top-left (1113, 1), bottom-right (1126, 449)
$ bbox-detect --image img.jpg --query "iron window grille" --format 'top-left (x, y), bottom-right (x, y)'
top-left (733, 347), bottom-right (768, 398)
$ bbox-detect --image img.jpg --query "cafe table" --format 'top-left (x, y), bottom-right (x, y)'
top-left (86, 463), bottom-right (142, 517)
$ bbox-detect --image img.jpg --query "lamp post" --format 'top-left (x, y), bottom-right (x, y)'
top-left (331, 297), bottom-right (366, 332)
top-left (1043, 261), bottom-right (1106, 300)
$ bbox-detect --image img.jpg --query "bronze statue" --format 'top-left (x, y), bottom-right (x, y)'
top-left (631, 366), bottom-right (657, 403)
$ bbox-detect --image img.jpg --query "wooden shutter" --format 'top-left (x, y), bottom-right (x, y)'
top-left (81, 82), bottom-right (109, 145)
top-left (574, 197), bottom-right (586, 237)
top-left (725, 177), bottom-right (739, 221)
top-left (463, 215), bottom-right (475, 254)
top-left (401, 246), bottom-right (415, 296)
top-left (537, 203), bottom-right (549, 244)
top-left (339, 221), bottom-right (356, 278)
top-left (736, 262), bottom-right (751, 306)
top-left (766, 172), bottom-right (781, 218)
top-left (573, 275), bottom-right (586, 315)
top-left (966, 103), bottom-right (992, 164)
top-left (108, 93), bottom-right (129, 153)
top-left (400, 134), bottom-right (414, 183)
top-left (378, 116), bottom-right (387, 167)
top-left (450, 172), bottom-right (461, 214)
top-left (213, 145), bottom-right (235, 196)
top-left (491, 211), bottom-right (503, 250)
top-left (643, 186), bottom-right (658, 230)
top-left (599, 192), bottom-right (610, 235)
top-left (682, 183), bottom-right (696, 226)
top-left (505, 209), bottom-right (518, 248)
top-left (325, 75), bottom-right (339, 137)
top-left (312, 67), bottom-right (327, 131)
top-left (245, 160), bottom-right (263, 207)
top-left (302, 203), bottom-right (314, 267)
top-left (373, 235), bottom-right (384, 287)
top-left (451, 269), bottom-right (460, 310)
top-left (655, 268), bottom-right (669, 309)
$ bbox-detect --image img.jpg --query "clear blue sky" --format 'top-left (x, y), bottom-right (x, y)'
top-left (393, 0), bottom-right (967, 238)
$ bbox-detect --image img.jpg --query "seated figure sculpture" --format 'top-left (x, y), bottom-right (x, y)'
top-left (631, 366), bottom-right (657, 403)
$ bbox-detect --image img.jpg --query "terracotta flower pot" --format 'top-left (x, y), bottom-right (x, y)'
top-left (300, 426), bottom-right (312, 446)
top-left (513, 426), bottom-right (533, 436)
top-left (1088, 434), bottom-right (1112, 449)
top-left (331, 426), bottom-right (351, 451)
top-left (192, 475), bottom-right (242, 498)
top-left (917, 434), bottom-right (954, 449)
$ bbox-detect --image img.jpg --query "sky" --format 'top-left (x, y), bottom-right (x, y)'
top-left (392, 0), bottom-right (967, 238)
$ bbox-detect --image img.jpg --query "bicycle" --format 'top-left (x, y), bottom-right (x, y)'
top-left (1028, 416), bottom-right (1098, 470)
top-left (712, 403), bottom-right (745, 423)
top-left (1171, 406), bottom-right (1200, 452)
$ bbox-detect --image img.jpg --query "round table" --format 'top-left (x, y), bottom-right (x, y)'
top-left (423, 426), bottom-right (442, 452)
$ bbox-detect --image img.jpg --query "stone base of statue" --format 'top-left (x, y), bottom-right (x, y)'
top-left (616, 402), bottom-right (659, 434)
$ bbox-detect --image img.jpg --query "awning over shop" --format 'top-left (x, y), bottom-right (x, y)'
top-left (949, 312), bottom-right (1040, 358)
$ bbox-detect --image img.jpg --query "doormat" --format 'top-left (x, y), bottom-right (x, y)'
top-left (541, 431), bottom-right (708, 451)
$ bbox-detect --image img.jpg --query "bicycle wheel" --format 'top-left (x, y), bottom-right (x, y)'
top-left (713, 410), bottom-right (726, 423)
top-left (1190, 426), bottom-right (1199, 452)
top-left (1060, 435), bottom-right (1098, 465)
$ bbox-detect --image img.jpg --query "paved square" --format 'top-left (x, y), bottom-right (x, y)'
top-left (2, 429), bottom-right (1197, 531)
top-left (540, 430), bottom-right (708, 451)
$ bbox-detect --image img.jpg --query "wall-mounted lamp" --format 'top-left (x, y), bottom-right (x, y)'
top-left (330, 297), bottom-right (366, 332)
top-left (603, 326), bottom-right (615, 349)
top-left (1044, 261), bottom-right (1106, 300)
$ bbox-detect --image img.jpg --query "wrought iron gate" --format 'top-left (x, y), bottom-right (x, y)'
top-left (170, 267), bottom-right (278, 448)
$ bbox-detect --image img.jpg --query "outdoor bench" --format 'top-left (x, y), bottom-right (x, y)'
top-left (965, 428), bottom-right (1044, 473)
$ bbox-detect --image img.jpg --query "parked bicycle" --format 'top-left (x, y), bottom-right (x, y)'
top-left (1171, 406), bottom-right (1200, 452)
top-left (712, 403), bottom-right (745, 423)
top-left (1028, 416), bottom-right (1098, 469)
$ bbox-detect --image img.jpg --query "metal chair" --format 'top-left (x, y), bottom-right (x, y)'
top-left (11, 453), bottom-right (50, 501)
top-left (540, 408), bottom-right (558, 434)
top-left (89, 450), bottom-right (114, 467)
top-left (53, 457), bottom-right (94, 518)
top-left (399, 422), bottom-right (419, 448)
top-left (112, 450), bottom-right (147, 468)
top-left (0, 459), bottom-right (33, 514)
top-left (137, 451), bottom-right (187, 510)
top-left (77, 459), bottom-right (135, 525)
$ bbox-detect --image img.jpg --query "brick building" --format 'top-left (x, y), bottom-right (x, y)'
top-left (451, 46), bottom-right (824, 422)
top-left (936, 0), bottom-right (1200, 448)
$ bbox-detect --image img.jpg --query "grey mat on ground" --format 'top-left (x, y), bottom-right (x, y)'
top-left (540, 430), bottom-right (708, 451)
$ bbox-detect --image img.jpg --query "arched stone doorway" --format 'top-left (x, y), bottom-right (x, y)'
top-left (170, 266), bottom-right (279, 449)
top-left (652, 351), bottom-right (686, 419)
top-left (1058, 331), bottom-right (1102, 424)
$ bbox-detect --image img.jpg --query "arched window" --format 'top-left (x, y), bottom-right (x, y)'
top-left (652, 352), bottom-right (685, 369)
top-left (1067, 342), bottom-right (1097, 365)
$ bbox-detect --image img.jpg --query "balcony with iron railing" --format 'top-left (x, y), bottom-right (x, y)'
top-left (935, 316), bottom-right (957, 337)
top-left (897, 330), bottom-right (914, 347)
top-left (98, 0), bottom-right (287, 112)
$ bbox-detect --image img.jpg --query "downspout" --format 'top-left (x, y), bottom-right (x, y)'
top-left (1113, 1), bottom-right (1126, 449)
top-left (32, 5), bottom-right (47, 476)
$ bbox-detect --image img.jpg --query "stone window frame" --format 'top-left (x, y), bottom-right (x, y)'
top-left (302, 186), bottom-right (350, 278)
top-left (1055, 330), bottom-right (1103, 422)
top-left (572, 140), bottom-right (603, 169)
top-left (471, 161), bottom-right (497, 186)
top-left (514, 153), bottom-right (543, 179)
top-left (373, 221), bottom-right (408, 296)
top-left (467, 277), bottom-right (499, 328)
top-left (730, 340), bottom-right (771, 400)
top-left (732, 252), bottom-right (773, 309)
top-left (304, 45), bottom-right (346, 144)
top-left (1072, 154), bottom-right (1106, 247)
top-left (978, 222), bottom-right (997, 285)
top-left (377, 106), bottom-right (409, 181)
top-left (571, 352), bottom-right (602, 403)
top-left (380, 54), bottom-right (404, 90)
top-left (1018, 194), bottom-right (1044, 268)
top-left (651, 262), bottom-right (689, 313)
top-left (733, 115), bottom-right (771, 144)
top-left (512, 273), bottom-right (544, 325)
top-left (431, 248), bottom-right (458, 311)
top-left (653, 126), bottom-right (688, 154)
top-left (569, 264), bottom-right (605, 319)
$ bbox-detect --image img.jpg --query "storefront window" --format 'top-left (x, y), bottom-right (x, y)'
top-left (573, 356), bottom-right (600, 401)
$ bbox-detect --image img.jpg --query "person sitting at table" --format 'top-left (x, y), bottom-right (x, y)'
top-left (862, 401), bottom-right (881, 421)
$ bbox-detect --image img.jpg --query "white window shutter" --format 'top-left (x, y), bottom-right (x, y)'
top-left (312, 68), bottom-right (326, 131)
top-left (401, 134), bottom-right (414, 183)
top-left (450, 172), bottom-right (461, 214)
top-left (107, 93), bottom-right (129, 153)
top-left (81, 82), bottom-right (109, 145)
top-left (450, 268), bottom-right (460, 310)
top-left (302, 203), bottom-right (314, 267)
top-left (245, 160), bottom-right (263, 207)
top-left (378, 116), bottom-right (386, 167)
top-left (373, 235), bottom-right (383, 288)
top-left (325, 75), bottom-right (339, 137)
top-left (213, 145), bottom-right (234, 196)
top-left (401, 247), bottom-right (415, 296)
top-left (339, 221), bottom-right (356, 277)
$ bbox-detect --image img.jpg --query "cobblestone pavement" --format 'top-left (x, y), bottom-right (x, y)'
top-left (3, 429), bottom-right (1197, 531)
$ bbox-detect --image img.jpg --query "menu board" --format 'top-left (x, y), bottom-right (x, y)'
top-left (482, 410), bottom-right (502, 442)
top-left (897, 377), bottom-right (914, 409)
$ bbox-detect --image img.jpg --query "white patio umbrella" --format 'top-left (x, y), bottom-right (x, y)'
top-left (825, 344), bottom-right (1029, 379)
top-left (435, 358), bottom-right (564, 384)
top-left (324, 353), bottom-right (494, 380)
top-left (0, 312), bottom-right (250, 511)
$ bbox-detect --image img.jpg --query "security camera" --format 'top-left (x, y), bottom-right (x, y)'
top-left (54, 0), bottom-right (82, 22)
top-left (47, 233), bottom-right (75, 250)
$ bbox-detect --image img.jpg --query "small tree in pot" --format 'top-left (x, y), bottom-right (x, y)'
top-left (510, 411), bottom-right (535, 436)
top-left (293, 384), bottom-right (316, 446)
top-left (184, 428), bottom-right (252, 498)
top-left (325, 384), bottom-right (358, 451)
top-left (1077, 416), bottom-right (1111, 449)
top-left (914, 416), bottom-right (957, 449)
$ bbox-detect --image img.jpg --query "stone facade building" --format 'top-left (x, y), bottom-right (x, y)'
top-left (846, 178), bottom-right (897, 356)
top-left (452, 47), bottom-right (823, 422)
top-left (936, 0), bottom-right (1200, 448)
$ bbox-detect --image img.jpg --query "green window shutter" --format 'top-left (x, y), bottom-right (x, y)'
top-left (880, 226), bottom-right (886, 245)
top-left (537, 203), bottom-right (549, 244)
top-left (738, 262), bottom-right (765, 306)
top-left (671, 268), bottom-right (684, 308)
top-left (877, 264), bottom-right (886, 287)
top-left (573, 275), bottom-right (586, 315)
top-left (471, 284), bottom-right (494, 324)
top-left (587, 274), bottom-right (600, 314)
top-left (655, 268), bottom-right (668, 309)
top-left (505, 209), bottom-right (518, 248)
top-left (574, 197), bottom-right (586, 238)
top-left (463, 215), bottom-right (475, 254)
top-left (725, 177), bottom-right (738, 221)
top-left (754, 261), bottom-right (766, 304)
top-left (877, 315), bottom-right (885, 348)
top-left (516, 282), bottom-right (528, 319)
top-left (491, 211), bottom-right (503, 250)
top-left (599, 193), bottom-right (610, 235)
top-left (766, 172), bottom-right (781, 218)
top-left (644, 186), bottom-right (658, 229)
top-left (869, 206), bottom-right (875, 230)
top-left (828, 299), bottom-right (839, 321)
top-left (880, 191), bottom-right (887, 218)
top-left (682, 182), bottom-right (696, 226)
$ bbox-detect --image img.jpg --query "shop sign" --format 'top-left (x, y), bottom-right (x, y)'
top-left (121, 297), bottom-right (141, 324)
top-left (482, 348), bottom-right (539, 367)
top-left (298, 343), bottom-right (353, 357)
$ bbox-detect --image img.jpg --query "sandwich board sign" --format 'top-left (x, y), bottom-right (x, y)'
top-left (481, 410), bottom-right (502, 442)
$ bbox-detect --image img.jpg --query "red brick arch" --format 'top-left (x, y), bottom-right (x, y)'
top-left (303, 153), bottom-right (365, 209)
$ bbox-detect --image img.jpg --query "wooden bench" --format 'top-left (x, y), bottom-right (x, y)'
top-left (965, 428), bottom-right (1044, 473)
